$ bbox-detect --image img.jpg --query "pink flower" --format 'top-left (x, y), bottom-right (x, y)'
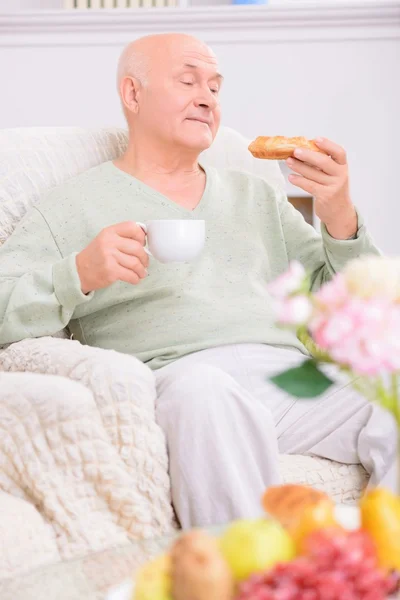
top-left (310, 297), bottom-right (400, 376)
top-left (268, 261), bottom-right (307, 299)
top-left (271, 257), bottom-right (400, 377)
top-left (312, 312), bottom-right (356, 347)
top-left (274, 295), bottom-right (312, 326)
top-left (314, 274), bottom-right (349, 309)
top-left (330, 340), bottom-right (380, 375)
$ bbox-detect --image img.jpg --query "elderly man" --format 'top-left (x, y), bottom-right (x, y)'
top-left (0, 33), bottom-right (396, 528)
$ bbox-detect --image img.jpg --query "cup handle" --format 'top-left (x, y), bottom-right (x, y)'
top-left (136, 221), bottom-right (152, 256)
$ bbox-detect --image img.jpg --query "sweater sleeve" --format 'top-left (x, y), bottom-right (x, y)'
top-left (277, 188), bottom-right (381, 291)
top-left (0, 207), bottom-right (93, 345)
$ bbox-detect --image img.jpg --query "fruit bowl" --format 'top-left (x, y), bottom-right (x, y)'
top-left (106, 505), bottom-right (362, 600)
top-left (106, 482), bottom-right (400, 600)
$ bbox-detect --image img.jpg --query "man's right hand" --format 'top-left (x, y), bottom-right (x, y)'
top-left (76, 221), bottom-right (149, 295)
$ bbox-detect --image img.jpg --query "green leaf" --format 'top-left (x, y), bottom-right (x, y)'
top-left (269, 359), bottom-right (334, 399)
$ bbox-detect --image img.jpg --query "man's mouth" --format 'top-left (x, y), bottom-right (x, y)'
top-left (186, 118), bottom-right (211, 126)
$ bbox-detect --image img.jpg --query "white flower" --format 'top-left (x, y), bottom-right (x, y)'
top-left (343, 256), bottom-right (400, 301)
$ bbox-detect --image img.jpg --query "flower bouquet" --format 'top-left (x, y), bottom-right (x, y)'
top-left (268, 255), bottom-right (400, 434)
top-left (267, 255), bottom-right (400, 570)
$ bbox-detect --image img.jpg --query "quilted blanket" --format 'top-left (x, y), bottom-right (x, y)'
top-left (0, 338), bottom-right (176, 566)
top-left (0, 337), bottom-right (369, 579)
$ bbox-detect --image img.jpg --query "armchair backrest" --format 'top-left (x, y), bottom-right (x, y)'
top-left (0, 126), bottom-right (285, 245)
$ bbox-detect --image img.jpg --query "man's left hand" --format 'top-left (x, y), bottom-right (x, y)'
top-left (286, 137), bottom-right (358, 240)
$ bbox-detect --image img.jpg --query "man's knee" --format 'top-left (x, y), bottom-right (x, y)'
top-left (156, 363), bottom-right (234, 421)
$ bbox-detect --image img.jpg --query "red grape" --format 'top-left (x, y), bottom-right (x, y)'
top-left (304, 529), bottom-right (378, 570)
top-left (236, 529), bottom-right (399, 600)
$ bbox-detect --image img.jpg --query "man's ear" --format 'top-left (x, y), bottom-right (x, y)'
top-left (120, 76), bottom-right (141, 115)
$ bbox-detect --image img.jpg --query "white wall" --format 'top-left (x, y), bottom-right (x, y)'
top-left (0, 0), bottom-right (229, 7)
top-left (0, 0), bottom-right (63, 9)
top-left (1, 2), bottom-right (400, 252)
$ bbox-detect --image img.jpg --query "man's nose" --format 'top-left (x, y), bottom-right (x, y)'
top-left (194, 89), bottom-right (217, 110)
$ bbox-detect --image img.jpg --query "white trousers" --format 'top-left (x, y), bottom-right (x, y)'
top-left (155, 344), bottom-right (398, 529)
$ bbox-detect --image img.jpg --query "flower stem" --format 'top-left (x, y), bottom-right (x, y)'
top-left (390, 373), bottom-right (400, 428)
top-left (297, 327), bottom-right (335, 364)
top-left (397, 431), bottom-right (400, 497)
top-left (350, 376), bottom-right (382, 407)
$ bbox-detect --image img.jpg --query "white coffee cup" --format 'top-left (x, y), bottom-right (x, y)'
top-left (136, 220), bottom-right (205, 263)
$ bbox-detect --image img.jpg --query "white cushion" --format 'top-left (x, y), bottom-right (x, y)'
top-left (0, 126), bottom-right (285, 245)
top-left (279, 455), bottom-right (368, 505)
top-left (201, 126), bottom-right (286, 190)
top-left (0, 127), bottom-right (127, 245)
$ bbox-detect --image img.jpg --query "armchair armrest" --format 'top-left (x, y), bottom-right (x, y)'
top-left (0, 337), bottom-right (175, 535)
top-left (0, 336), bottom-right (157, 429)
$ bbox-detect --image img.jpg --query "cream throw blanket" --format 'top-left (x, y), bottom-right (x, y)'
top-left (0, 337), bottom-right (177, 572)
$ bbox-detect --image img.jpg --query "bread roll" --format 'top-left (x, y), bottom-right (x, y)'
top-left (171, 530), bottom-right (234, 600)
top-left (248, 136), bottom-right (323, 160)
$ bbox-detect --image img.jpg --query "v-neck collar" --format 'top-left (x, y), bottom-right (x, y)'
top-left (107, 160), bottom-right (212, 218)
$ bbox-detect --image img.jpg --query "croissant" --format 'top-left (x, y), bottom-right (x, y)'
top-left (248, 136), bottom-right (323, 160)
top-left (262, 484), bottom-right (332, 531)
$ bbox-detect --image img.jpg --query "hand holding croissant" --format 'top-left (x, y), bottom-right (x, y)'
top-left (249, 136), bottom-right (358, 240)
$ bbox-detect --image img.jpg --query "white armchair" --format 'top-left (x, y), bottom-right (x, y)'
top-left (0, 126), bottom-right (368, 577)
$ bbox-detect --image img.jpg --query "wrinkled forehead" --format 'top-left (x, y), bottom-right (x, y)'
top-left (150, 40), bottom-right (220, 78)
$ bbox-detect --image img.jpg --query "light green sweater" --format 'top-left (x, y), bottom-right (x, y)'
top-left (0, 161), bottom-right (379, 369)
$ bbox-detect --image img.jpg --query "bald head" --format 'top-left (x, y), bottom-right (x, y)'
top-left (117, 33), bottom-right (216, 92)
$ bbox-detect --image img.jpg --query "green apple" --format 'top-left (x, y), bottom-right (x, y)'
top-left (219, 519), bottom-right (296, 581)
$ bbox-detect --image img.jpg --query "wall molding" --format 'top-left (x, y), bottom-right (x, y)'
top-left (1, 1), bottom-right (400, 46)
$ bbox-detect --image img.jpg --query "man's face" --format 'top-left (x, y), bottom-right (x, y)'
top-left (136, 41), bottom-right (222, 152)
